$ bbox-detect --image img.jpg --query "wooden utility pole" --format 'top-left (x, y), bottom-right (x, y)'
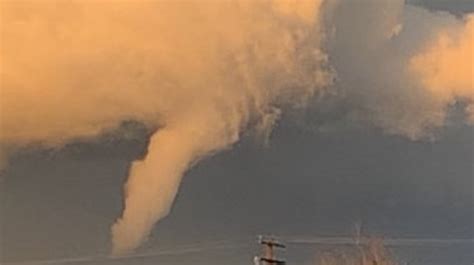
top-left (254, 236), bottom-right (286, 265)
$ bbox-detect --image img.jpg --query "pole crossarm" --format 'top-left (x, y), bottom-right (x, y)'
top-left (255, 236), bottom-right (286, 265)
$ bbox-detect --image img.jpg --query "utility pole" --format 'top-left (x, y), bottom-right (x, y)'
top-left (254, 236), bottom-right (286, 265)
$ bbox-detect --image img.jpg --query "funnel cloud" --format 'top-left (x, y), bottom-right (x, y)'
top-left (1, 0), bottom-right (472, 255)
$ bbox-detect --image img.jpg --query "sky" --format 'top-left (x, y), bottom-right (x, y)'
top-left (0, 0), bottom-right (473, 265)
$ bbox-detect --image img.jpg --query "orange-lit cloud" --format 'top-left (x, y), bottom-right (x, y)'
top-left (2, 0), bottom-right (473, 256)
top-left (1, 0), bottom-right (329, 254)
top-left (411, 15), bottom-right (474, 122)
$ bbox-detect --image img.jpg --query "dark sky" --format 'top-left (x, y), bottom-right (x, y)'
top-left (1, 1), bottom-right (473, 265)
top-left (2, 118), bottom-right (473, 264)
top-left (408, 0), bottom-right (474, 16)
